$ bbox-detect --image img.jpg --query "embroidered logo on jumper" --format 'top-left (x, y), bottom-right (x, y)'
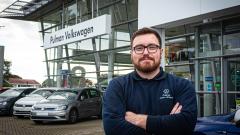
top-left (160, 89), bottom-right (173, 99)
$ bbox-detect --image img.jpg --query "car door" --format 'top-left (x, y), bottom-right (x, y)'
top-left (87, 88), bottom-right (102, 116)
top-left (77, 89), bottom-right (90, 118)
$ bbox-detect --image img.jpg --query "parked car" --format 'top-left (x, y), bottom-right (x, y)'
top-left (13, 87), bottom-right (61, 118)
top-left (30, 87), bottom-right (102, 124)
top-left (194, 110), bottom-right (240, 135)
top-left (0, 87), bottom-right (10, 94)
top-left (0, 87), bottom-right (36, 115)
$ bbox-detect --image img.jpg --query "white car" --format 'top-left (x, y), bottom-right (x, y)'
top-left (13, 88), bottom-right (60, 118)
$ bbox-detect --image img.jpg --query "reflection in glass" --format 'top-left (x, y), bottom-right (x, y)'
top-left (199, 58), bottom-right (221, 116)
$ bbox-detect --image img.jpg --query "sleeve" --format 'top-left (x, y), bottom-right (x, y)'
top-left (102, 79), bottom-right (147, 135)
top-left (146, 79), bottom-right (197, 134)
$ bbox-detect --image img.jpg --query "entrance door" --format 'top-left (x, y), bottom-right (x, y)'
top-left (224, 57), bottom-right (240, 112)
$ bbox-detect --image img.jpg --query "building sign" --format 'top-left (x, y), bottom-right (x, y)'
top-left (44, 14), bottom-right (111, 49)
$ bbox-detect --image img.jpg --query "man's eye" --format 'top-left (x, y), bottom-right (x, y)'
top-left (148, 46), bottom-right (156, 50)
top-left (135, 47), bottom-right (143, 51)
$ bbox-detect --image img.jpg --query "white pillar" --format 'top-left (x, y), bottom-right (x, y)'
top-left (155, 28), bottom-right (165, 70)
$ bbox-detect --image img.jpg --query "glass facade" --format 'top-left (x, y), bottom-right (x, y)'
top-left (165, 25), bottom-right (195, 81)
top-left (40, 0), bottom-right (137, 89)
top-left (195, 17), bottom-right (240, 116)
top-left (164, 16), bottom-right (240, 116)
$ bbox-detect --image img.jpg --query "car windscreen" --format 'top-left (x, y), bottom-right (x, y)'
top-left (29, 90), bottom-right (53, 97)
top-left (47, 91), bottom-right (78, 101)
top-left (0, 89), bottom-right (24, 97)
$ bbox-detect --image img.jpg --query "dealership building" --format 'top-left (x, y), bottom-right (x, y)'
top-left (0, 0), bottom-right (240, 116)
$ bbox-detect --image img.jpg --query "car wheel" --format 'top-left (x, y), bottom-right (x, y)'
top-left (9, 106), bottom-right (13, 116)
top-left (33, 120), bottom-right (43, 124)
top-left (98, 114), bottom-right (102, 119)
top-left (68, 109), bottom-right (78, 124)
top-left (98, 109), bottom-right (102, 119)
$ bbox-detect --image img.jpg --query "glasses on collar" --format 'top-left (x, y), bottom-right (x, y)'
top-left (132, 44), bottom-right (160, 54)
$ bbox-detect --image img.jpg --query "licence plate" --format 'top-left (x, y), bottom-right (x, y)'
top-left (36, 112), bottom-right (48, 116)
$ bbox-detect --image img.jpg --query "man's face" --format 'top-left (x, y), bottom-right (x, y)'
top-left (131, 33), bottom-right (162, 73)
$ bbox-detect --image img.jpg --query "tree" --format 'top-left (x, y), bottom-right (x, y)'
top-left (3, 60), bottom-right (22, 87)
top-left (70, 76), bottom-right (93, 88)
top-left (42, 79), bottom-right (56, 87)
top-left (99, 74), bottom-right (119, 85)
top-left (3, 60), bottom-right (21, 79)
top-left (3, 60), bottom-right (11, 78)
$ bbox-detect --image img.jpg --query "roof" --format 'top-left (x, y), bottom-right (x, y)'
top-left (8, 78), bottom-right (40, 85)
top-left (0, 0), bottom-right (68, 21)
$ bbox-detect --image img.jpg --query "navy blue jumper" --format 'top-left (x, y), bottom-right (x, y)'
top-left (103, 67), bottom-right (197, 135)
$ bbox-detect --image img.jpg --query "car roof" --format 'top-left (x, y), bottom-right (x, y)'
top-left (72, 87), bottom-right (98, 91)
top-left (53, 88), bottom-right (78, 91)
top-left (9, 87), bottom-right (36, 90)
top-left (54, 87), bottom-right (99, 92)
top-left (35, 87), bottom-right (67, 91)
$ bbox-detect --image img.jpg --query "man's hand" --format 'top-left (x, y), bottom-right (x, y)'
top-left (170, 102), bottom-right (182, 114)
top-left (125, 102), bottom-right (182, 130)
top-left (125, 111), bottom-right (147, 130)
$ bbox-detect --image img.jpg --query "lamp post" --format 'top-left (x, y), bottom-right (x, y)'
top-left (0, 46), bottom-right (4, 88)
top-left (0, 26), bottom-right (5, 88)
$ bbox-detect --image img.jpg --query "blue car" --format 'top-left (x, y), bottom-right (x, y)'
top-left (0, 87), bottom-right (36, 115)
top-left (194, 112), bottom-right (240, 135)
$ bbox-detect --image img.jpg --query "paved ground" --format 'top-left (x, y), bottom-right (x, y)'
top-left (0, 116), bottom-right (104, 135)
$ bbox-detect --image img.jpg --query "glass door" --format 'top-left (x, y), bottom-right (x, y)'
top-left (224, 57), bottom-right (240, 112)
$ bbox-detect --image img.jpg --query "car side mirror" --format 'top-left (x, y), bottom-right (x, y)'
top-left (80, 95), bottom-right (85, 101)
top-left (21, 93), bottom-right (26, 97)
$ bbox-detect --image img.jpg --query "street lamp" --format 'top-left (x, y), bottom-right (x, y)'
top-left (0, 26), bottom-right (5, 88)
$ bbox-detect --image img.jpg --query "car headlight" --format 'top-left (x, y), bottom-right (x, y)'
top-left (55, 105), bottom-right (67, 111)
top-left (31, 106), bottom-right (35, 110)
top-left (31, 105), bottom-right (38, 111)
top-left (0, 101), bottom-right (7, 106)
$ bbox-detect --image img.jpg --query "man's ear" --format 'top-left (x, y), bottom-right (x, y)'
top-left (159, 48), bottom-right (163, 57)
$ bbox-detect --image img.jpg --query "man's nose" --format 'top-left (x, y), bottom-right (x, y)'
top-left (143, 47), bottom-right (149, 54)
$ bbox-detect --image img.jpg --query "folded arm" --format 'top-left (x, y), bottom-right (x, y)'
top-left (125, 102), bottom-right (182, 130)
top-left (103, 80), bottom-right (147, 135)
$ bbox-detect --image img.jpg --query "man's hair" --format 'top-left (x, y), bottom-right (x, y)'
top-left (131, 27), bottom-right (162, 48)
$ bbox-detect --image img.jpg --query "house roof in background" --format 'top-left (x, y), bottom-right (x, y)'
top-left (8, 78), bottom-right (40, 85)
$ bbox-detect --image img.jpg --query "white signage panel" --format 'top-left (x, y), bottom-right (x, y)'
top-left (44, 14), bottom-right (111, 49)
top-left (139, 0), bottom-right (240, 28)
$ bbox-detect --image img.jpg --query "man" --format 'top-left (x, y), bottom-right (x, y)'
top-left (103, 27), bottom-right (197, 135)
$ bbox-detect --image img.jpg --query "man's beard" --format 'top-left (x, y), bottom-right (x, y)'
top-left (132, 56), bottom-right (160, 73)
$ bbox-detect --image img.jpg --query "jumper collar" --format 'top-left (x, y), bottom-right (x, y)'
top-left (132, 67), bottom-right (167, 80)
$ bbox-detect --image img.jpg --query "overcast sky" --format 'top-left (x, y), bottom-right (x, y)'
top-left (0, 0), bottom-right (46, 83)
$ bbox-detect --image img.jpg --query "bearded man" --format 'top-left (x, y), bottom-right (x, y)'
top-left (103, 27), bottom-right (197, 135)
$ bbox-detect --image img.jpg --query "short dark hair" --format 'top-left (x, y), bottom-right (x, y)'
top-left (131, 27), bottom-right (162, 48)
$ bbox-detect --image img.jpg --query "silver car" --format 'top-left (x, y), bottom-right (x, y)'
top-left (30, 88), bottom-right (102, 124)
top-left (13, 88), bottom-right (60, 118)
